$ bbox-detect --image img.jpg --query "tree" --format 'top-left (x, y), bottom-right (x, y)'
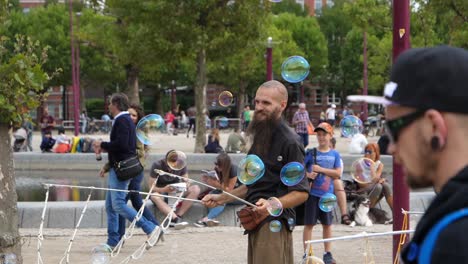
top-left (271, 0), bottom-right (309, 17)
top-left (0, 34), bottom-right (52, 263)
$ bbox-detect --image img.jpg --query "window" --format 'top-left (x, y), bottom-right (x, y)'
top-left (327, 92), bottom-right (341, 105)
top-left (315, 89), bottom-right (323, 105)
top-left (315, 0), bottom-right (323, 11)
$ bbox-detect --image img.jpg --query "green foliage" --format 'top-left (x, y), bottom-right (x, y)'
top-left (271, 0), bottom-right (308, 17)
top-left (0, 35), bottom-right (50, 124)
top-left (85, 98), bottom-right (105, 118)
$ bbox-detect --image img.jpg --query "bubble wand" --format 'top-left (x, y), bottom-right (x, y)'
top-left (153, 169), bottom-right (257, 208)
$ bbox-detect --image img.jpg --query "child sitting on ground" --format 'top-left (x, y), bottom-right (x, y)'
top-left (54, 127), bottom-right (71, 153)
top-left (40, 131), bottom-right (56, 153)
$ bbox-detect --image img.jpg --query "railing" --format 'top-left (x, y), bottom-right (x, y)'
top-left (212, 117), bottom-right (242, 130)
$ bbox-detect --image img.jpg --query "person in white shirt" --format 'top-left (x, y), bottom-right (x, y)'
top-left (326, 104), bottom-right (336, 126)
top-left (348, 130), bottom-right (368, 154)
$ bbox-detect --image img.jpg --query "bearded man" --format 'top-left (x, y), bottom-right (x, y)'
top-left (202, 80), bottom-right (309, 264)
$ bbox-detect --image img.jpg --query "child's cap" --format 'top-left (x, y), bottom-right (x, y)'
top-left (314, 122), bottom-right (334, 135)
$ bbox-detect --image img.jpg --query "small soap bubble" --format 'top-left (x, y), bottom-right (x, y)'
top-left (277, 156), bottom-right (283, 162)
top-left (269, 220), bottom-right (282, 232)
top-left (218, 91), bottom-right (234, 107)
top-left (280, 162), bottom-right (305, 186)
top-left (267, 197), bottom-right (283, 217)
top-left (319, 193), bottom-right (337, 212)
top-left (216, 116), bottom-right (229, 128)
top-left (238, 155), bottom-right (265, 185)
top-left (90, 244), bottom-right (112, 264)
top-left (340, 115), bottom-right (364, 138)
top-left (351, 158), bottom-right (375, 184)
top-left (136, 114), bottom-right (164, 145)
top-left (287, 217), bottom-right (295, 226)
top-left (166, 150), bottom-right (187, 171)
top-left (281, 56), bottom-right (310, 83)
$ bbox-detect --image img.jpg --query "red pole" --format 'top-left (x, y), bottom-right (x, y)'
top-left (392, 0), bottom-right (410, 261)
top-left (266, 37), bottom-right (273, 81)
top-left (362, 31), bottom-right (368, 121)
top-left (69, 0), bottom-right (79, 136)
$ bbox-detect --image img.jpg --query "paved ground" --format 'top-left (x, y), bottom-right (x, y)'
top-left (20, 128), bottom-right (380, 155)
top-left (21, 220), bottom-right (419, 264)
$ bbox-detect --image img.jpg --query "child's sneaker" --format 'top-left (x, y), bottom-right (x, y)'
top-left (323, 252), bottom-right (336, 264)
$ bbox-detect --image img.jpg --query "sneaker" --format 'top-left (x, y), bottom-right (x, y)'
top-left (205, 219), bottom-right (220, 227)
top-left (146, 226), bottom-right (162, 248)
top-left (193, 220), bottom-right (207, 228)
top-left (323, 252), bottom-right (336, 264)
top-left (169, 217), bottom-right (188, 230)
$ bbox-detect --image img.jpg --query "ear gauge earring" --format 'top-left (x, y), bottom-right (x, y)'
top-left (430, 136), bottom-right (440, 151)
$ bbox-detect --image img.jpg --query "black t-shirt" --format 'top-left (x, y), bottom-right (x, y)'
top-left (150, 159), bottom-right (187, 187)
top-left (245, 120), bottom-right (310, 228)
top-left (217, 165), bottom-right (241, 189)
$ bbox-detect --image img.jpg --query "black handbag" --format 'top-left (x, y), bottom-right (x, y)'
top-left (115, 156), bottom-right (144, 181)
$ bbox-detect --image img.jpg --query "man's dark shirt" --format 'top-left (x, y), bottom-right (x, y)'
top-left (401, 166), bottom-right (468, 263)
top-left (100, 113), bottom-right (136, 167)
top-left (150, 159), bottom-right (187, 187)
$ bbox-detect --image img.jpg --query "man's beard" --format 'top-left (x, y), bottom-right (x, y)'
top-left (404, 140), bottom-right (436, 189)
top-left (246, 108), bottom-right (281, 157)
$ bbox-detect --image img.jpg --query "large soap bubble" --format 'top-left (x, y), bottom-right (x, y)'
top-left (340, 115), bottom-right (364, 138)
top-left (351, 157), bottom-right (375, 184)
top-left (238, 155), bottom-right (265, 185)
top-left (280, 162), bottom-right (305, 186)
top-left (281, 56), bottom-right (310, 83)
top-left (90, 244), bottom-right (112, 264)
top-left (269, 220), bottom-right (282, 232)
top-left (267, 197), bottom-right (283, 217)
top-left (166, 150), bottom-right (187, 171)
top-left (136, 114), bottom-right (165, 145)
top-left (218, 91), bottom-right (234, 107)
top-left (319, 193), bottom-right (337, 212)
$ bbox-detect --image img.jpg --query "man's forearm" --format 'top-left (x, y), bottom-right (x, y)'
top-left (278, 190), bottom-right (308, 209)
top-left (221, 184), bottom-right (247, 204)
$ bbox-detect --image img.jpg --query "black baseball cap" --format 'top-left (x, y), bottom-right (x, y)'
top-left (347, 46), bottom-right (468, 114)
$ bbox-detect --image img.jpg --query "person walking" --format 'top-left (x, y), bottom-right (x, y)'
top-left (202, 80), bottom-right (309, 264)
top-left (348, 46), bottom-right (468, 263)
top-left (292, 103), bottom-right (312, 148)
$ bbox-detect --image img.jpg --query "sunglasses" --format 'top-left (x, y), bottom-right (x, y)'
top-left (385, 110), bottom-right (426, 142)
top-left (364, 150), bottom-right (373, 155)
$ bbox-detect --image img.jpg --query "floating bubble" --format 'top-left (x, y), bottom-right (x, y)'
top-left (280, 162), bottom-right (305, 186)
top-left (238, 154), bottom-right (265, 185)
top-left (136, 114), bottom-right (165, 145)
top-left (216, 116), bottom-right (229, 128)
top-left (218, 91), bottom-right (234, 107)
top-left (340, 115), bottom-right (363, 138)
top-left (269, 220), bottom-right (282, 232)
top-left (351, 157), bottom-right (375, 184)
top-left (166, 150), bottom-right (187, 171)
top-left (267, 197), bottom-right (283, 217)
top-left (1, 253), bottom-right (17, 264)
top-left (287, 217), bottom-right (295, 226)
top-left (90, 244), bottom-right (112, 264)
top-left (281, 56), bottom-right (310, 83)
top-left (319, 193), bottom-right (337, 212)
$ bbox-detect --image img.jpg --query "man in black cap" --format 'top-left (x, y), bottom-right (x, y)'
top-left (348, 46), bottom-right (468, 263)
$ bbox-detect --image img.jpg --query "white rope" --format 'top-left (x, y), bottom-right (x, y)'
top-left (41, 183), bottom-right (201, 203)
top-left (305, 230), bottom-right (414, 244)
top-left (37, 186), bottom-right (50, 264)
top-left (401, 209), bottom-right (425, 215)
top-left (59, 189), bottom-right (94, 264)
top-left (154, 169), bottom-right (257, 207)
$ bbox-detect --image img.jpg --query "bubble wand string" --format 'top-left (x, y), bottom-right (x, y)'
top-left (153, 169), bottom-right (257, 208)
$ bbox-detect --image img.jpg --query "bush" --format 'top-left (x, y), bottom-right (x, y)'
top-left (86, 98), bottom-right (106, 119)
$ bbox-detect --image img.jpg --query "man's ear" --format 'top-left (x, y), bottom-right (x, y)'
top-left (425, 109), bottom-right (448, 148)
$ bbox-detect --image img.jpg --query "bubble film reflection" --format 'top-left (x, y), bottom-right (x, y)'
top-left (319, 193), bottom-right (337, 212)
top-left (280, 162), bottom-right (305, 186)
top-left (281, 56), bottom-right (310, 83)
top-left (218, 91), bottom-right (234, 107)
top-left (351, 158), bottom-right (374, 184)
top-left (238, 155), bottom-right (265, 185)
top-left (269, 220), bottom-right (282, 232)
top-left (340, 115), bottom-right (363, 138)
top-left (166, 150), bottom-right (187, 171)
top-left (136, 114), bottom-right (164, 145)
top-left (267, 197), bottom-right (283, 217)
top-left (90, 244), bottom-right (112, 264)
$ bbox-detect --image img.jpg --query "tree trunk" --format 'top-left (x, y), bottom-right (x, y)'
top-left (238, 80), bottom-right (246, 118)
top-left (126, 64), bottom-right (140, 105)
top-left (153, 86), bottom-right (163, 116)
top-left (194, 48), bottom-right (207, 153)
top-left (0, 124), bottom-right (22, 263)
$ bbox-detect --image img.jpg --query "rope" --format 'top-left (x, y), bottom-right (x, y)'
top-left (37, 186), bottom-right (50, 264)
top-left (59, 189), bottom-right (94, 264)
top-left (393, 210), bottom-right (410, 264)
top-left (364, 237), bottom-right (375, 264)
top-left (154, 169), bottom-right (257, 207)
top-left (305, 230), bottom-right (414, 244)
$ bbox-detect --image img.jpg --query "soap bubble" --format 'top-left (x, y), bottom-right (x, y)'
top-left (281, 56), bottom-right (310, 83)
top-left (215, 116), bottom-right (229, 128)
top-left (340, 115), bottom-right (364, 138)
top-left (238, 155), bottom-right (265, 185)
top-left (1, 253), bottom-right (17, 264)
top-left (319, 193), bottom-right (337, 212)
top-left (136, 114), bottom-right (164, 145)
top-left (166, 150), bottom-right (187, 171)
top-left (280, 162), bottom-right (305, 186)
top-left (90, 244), bottom-right (112, 264)
top-left (269, 220), bottom-right (282, 232)
top-left (218, 91), bottom-right (234, 107)
top-left (267, 197), bottom-right (283, 217)
top-left (351, 157), bottom-right (375, 184)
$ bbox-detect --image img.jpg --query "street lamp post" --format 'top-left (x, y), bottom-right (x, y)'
top-left (362, 30), bottom-right (368, 121)
top-left (392, 0), bottom-right (411, 261)
top-left (69, 0), bottom-right (80, 136)
top-left (171, 80), bottom-right (177, 112)
top-left (266, 36), bottom-right (273, 81)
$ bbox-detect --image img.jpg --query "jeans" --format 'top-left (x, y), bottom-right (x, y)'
top-left (207, 205), bottom-right (225, 219)
top-left (118, 171), bottom-right (159, 239)
top-left (106, 168), bottom-right (156, 247)
top-left (298, 133), bottom-right (309, 148)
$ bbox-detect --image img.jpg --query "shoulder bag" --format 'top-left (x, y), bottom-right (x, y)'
top-left (115, 156), bottom-right (144, 181)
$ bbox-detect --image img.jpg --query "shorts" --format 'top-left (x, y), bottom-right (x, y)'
top-left (304, 195), bottom-right (333, 226)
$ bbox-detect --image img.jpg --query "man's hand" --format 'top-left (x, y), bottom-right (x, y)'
top-left (93, 140), bottom-right (102, 153)
top-left (99, 168), bottom-right (106, 178)
top-left (254, 198), bottom-right (270, 217)
top-left (202, 194), bottom-right (224, 208)
top-left (163, 185), bottom-right (175, 193)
